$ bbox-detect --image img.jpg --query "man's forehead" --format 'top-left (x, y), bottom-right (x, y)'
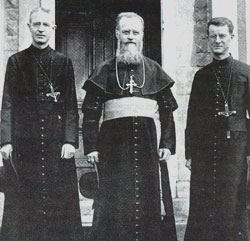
top-left (208, 24), bottom-right (230, 33)
top-left (30, 11), bottom-right (53, 23)
top-left (119, 17), bottom-right (143, 29)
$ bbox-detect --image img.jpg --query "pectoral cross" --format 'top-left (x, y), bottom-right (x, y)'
top-left (218, 102), bottom-right (236, 117)
top-left (218, 102), bottom-right (236, 139)
top-left (46, 83), bottom-right (60, 102)
top-left (126, 75), bottom-right (138, 94)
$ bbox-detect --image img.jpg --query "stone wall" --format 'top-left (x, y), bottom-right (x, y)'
top-left (174, 0), bottom-right (212, 196)
top-left (0, 0), bottom-right (19, 109)
top-left (5, 0), bottom-right (19, 63)
top-left (171, 1), bottom-right (212, 239)
top-left (0, 0), bottom-right (248, 239)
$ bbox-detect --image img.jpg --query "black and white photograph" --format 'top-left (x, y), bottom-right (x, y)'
top-left (0, 0), bottom-right (250, 241)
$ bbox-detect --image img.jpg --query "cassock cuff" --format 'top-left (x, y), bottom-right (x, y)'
top-left (0, 142), bottom-right (12, 148)
top-left (63, 142), bottom-right (78, 149)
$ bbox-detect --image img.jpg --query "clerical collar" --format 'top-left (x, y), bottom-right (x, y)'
top-left (29, 44), bottom-right (52, 56)
top-left (212, 55), bottom-right (233, 66)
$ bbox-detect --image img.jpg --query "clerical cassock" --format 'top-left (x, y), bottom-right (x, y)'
top-left (185, 55), bottom-right (250, 241)
top-left (82, 56), bottom-right (178, 241)
top-left (0, 45), bottom-right (82, 241)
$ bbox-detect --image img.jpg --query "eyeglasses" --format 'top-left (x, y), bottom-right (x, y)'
top-left (209, 34), bottom-right (228, 41)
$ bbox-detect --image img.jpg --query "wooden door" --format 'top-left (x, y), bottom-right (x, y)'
top-left (56, 0), bottom-right (161, 101)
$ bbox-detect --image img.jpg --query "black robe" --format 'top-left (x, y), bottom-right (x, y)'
top-left (185, 56), bottom-right (250, 241)
top-left (0, 45), bottom-right (82, 241)
top-left (82, 57), bottom-right (178, 241)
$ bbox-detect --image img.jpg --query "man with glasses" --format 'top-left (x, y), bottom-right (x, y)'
top-left (185, 17), bottom-right (250, 241)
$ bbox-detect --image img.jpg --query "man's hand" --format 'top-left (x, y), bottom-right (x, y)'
top-left (61, 144), bottom-right (75, 159)
top-left (158, 148), bottom-right (171, 162)
top-left (0, 144), bottom-right (13, 160)
top-left (87, 151), bottom-right (100, 164)
top-left (185, 158), bottom-right (192, 170)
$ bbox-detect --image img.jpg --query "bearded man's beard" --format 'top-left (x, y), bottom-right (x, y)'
top-left (116, 40), bottom-right (143, 65)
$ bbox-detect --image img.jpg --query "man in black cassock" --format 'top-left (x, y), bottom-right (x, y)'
top-left (82, 12), bottom-right (178, 241)
top-left (0, 7), bottom-right (82, 241)
top-left (184, 17), bottom-right (250, 241)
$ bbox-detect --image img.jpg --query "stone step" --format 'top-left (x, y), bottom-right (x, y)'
top-left (173, 197), bottom-right (189, 223)
top-left (176, 222), bottom-right (187, 241)
top-left (174, 197), bottom-right (188, 241)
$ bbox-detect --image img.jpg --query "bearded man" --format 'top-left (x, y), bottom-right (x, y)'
top-left (82, 12), bottom-right (178, 241)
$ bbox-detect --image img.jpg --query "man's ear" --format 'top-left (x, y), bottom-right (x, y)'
top-left (27, 23), bottom-right (31, 30)
top-left (115, 29), bottom-right (119, 39)
top-left (53, 25), bottom-right (57, 30)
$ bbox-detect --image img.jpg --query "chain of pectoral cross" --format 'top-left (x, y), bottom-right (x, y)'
top-left (212, 63), bottom-right (236, 139)
top-left (115, 58), bottom-right (146, 94)
top-left (33, 52), bottom-right (60, 102)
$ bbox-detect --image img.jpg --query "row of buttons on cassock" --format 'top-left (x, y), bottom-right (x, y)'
top-left (39, 117), bottom-right (48, 220)
top-left (36, 57), bottom-right (51, 221)
top-left (213, 79), bottom-right (221, 198)
top-left (134, 118), bottom-right (141, 241)
top-left (209, 76), bottom-right (221, 217)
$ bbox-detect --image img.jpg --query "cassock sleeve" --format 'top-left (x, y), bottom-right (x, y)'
top-left (63, 58), bottom-right (79, 148)
top-left (0, 57), bottom-right (15, 147)
top-left (185, 72), bottom-right (200, 160)
top-left (246, 70), bottom-right (250, 156)
top-left (81, 81), bottom-right (103, 155)
top-left (157, 87), bottom-right (178, 154)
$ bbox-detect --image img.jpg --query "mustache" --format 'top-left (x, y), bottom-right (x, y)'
top-left (126, 41), bottom-right (136, 44)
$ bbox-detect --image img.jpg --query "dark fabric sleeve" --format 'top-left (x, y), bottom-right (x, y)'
top-left (247, 120), bottom-right (250, 156)
top-left (185, 72), bottom-right (200, 160)
top-left (0, 57), bottom-right (15, 147)
top-left (157, 87), bottom-right (178, 154)
top-left (246, 69), bottom-right (250, 156)
top-left (81, 81), bottom-right (103, 155)
top-left (63, 58), bottom-right (79, 148)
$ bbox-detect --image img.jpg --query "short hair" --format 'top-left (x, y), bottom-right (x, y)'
top-left (207, 17), bottom-right (234, 35)
top-left (115, 12), bottom-right (144, 31)
top-left (29, 7), bottom-right (53, 23)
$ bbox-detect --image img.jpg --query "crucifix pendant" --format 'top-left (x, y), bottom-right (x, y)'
top-left (218, 102), bottom-right (236, 117)
top-left (46, 83), bottom-right (60, 102)
top-left (126, 75), bottom-right (138, 94)
top-left (218, 102), bottom-right (236, 139)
